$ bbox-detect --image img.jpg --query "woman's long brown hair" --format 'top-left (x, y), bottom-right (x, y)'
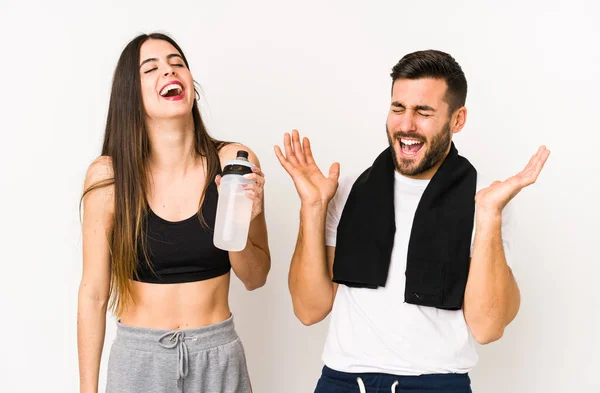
top-left (82, 33), bottom-right (227, 316)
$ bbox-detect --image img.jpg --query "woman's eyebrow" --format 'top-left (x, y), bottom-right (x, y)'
top-left (139, 54), bottom-right (183, 68)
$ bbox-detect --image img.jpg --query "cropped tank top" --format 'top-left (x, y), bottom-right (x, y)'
top-left (134, 166), bottom-right (231, 284)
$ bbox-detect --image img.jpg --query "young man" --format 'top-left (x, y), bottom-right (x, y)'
top-left (274, 50), bottom-right (550, 393)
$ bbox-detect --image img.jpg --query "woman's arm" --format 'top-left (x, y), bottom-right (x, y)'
top-left (218, 144), bottom-right (271, 290)
top-left (78, 156), bottom-right (114, 393)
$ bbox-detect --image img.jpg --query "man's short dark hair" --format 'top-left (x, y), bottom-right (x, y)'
top-left (391, 50), bottom-right (467, 114)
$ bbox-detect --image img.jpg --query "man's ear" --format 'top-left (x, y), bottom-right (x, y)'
top-left (451, 106), bottom-right (467, 135)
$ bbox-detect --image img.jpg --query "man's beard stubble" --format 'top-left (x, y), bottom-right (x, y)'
top-left (386, 121), bottom-right (452, 177)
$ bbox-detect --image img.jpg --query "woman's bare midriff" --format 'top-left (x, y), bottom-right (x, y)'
top-left (118, 273), bottom-right (232, 330)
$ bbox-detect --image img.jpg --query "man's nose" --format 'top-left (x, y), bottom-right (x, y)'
top-left (398, 111), bottom-right (417, 132)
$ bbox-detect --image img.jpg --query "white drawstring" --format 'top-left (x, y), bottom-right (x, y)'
top-left (356, 377), bottom-right (366, 393)
top-left (356, 376), bottom-right (399, 392)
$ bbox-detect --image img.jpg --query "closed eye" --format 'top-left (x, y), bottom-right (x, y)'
top-left (143, 67), bottom-right (158, 74)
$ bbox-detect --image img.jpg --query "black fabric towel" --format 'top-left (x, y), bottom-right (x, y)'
top-left (332, 142), bottom-right (477, 310)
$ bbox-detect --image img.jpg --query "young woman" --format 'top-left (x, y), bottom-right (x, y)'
top-left (78, 33), bottom-right (270, 393)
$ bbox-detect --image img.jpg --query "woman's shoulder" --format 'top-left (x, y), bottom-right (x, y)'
top-left (82, 156), bottom-right (115, 214)
top-left (85, 155), bottom-right (114, 185)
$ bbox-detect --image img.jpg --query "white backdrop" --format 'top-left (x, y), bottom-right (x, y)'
top-left (0, 0), bottom-right (598, 392)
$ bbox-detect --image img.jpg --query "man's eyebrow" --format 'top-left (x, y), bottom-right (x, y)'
top-left (139, 54), bottom-right (183, 68)
top-left (391, 102), bottom-right (436, 112)
top-left (413, 105), bottom-right (436, 112)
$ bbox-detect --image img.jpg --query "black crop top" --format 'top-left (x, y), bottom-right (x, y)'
top-left (134, 171), bottom-right (231, 284)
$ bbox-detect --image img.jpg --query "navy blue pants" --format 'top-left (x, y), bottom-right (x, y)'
top-left (314, 366), bottom-right (472, 393)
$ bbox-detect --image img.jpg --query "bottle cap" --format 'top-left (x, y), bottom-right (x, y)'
top-left (236, 150), bottom-right (249, 160)
top-left (222, 150), bottom-right (254, 176)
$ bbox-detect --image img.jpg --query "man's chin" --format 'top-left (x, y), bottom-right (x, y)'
top-left (397, 165), bottom-right (419, 177)
top-left (395, 152), bottom-right (429, 177)
top-left (389, 144), bottom-right (429, 177)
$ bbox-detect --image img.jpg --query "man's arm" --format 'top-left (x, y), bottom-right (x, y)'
top-left (464, 210), bottom-right (520, 344)
top-left (275, 130), bottom-right (340, 325)
top-left (288, 203), bottom-right (338, 325)
top-left (464, 146), bottom-right (550, 344)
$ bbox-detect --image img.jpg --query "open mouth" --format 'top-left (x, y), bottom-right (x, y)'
top-left (399, 138), bottom-right (424, 157)
top-left (159, 82), bottom-right (185, 100)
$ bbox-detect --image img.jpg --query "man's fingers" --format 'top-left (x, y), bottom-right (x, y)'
top-left (283, 133), bottom-right (299, 166)
top-left (292, 129), bottom-right (307, 164)
top-left (303, 137), bottom-right (316, 165)
top-left (275, 145), bottom-right (307, 183)
top-left (274, 145), bottom-right (297, 175)
top-left (329, 162), bottom-right (341, 181)
top-left (523, 155), bottom-right (537, 173)
top-left (535, 146), bottom-right (551, 174)
top-left (520, 146), bottom-right (551, 185)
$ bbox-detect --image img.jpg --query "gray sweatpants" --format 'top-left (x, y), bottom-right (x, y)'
top-left (106, 315), bottom-right (252, 393)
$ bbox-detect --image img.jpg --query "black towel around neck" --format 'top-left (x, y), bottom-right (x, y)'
top-left (332, 142), bottom-right (477, 310)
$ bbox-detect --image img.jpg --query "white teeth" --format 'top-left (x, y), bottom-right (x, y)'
top-left (160, 84), bottom-right (183, 97)
top-left (400, 138), bottom-right (422, 145)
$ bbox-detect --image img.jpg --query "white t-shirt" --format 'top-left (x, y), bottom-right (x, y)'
top-left (322, 171), bottom-right (514, 375)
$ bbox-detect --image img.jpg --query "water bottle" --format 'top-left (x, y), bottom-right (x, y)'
top-left (213, 150), bottom-right (255, 251)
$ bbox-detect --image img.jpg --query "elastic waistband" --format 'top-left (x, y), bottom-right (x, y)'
top-left (322, 365), bottom-right (471, 390)
top-left (115, 314), bottom-right (238, 353)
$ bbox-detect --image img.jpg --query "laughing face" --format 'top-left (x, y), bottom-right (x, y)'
top-left (138, 39), bottom-right (195, 121)
top-left (386, 78), bottom-right (466, 179)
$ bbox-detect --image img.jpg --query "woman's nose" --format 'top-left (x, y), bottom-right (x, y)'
top-left (163, 64), bottom-right (176, 77)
